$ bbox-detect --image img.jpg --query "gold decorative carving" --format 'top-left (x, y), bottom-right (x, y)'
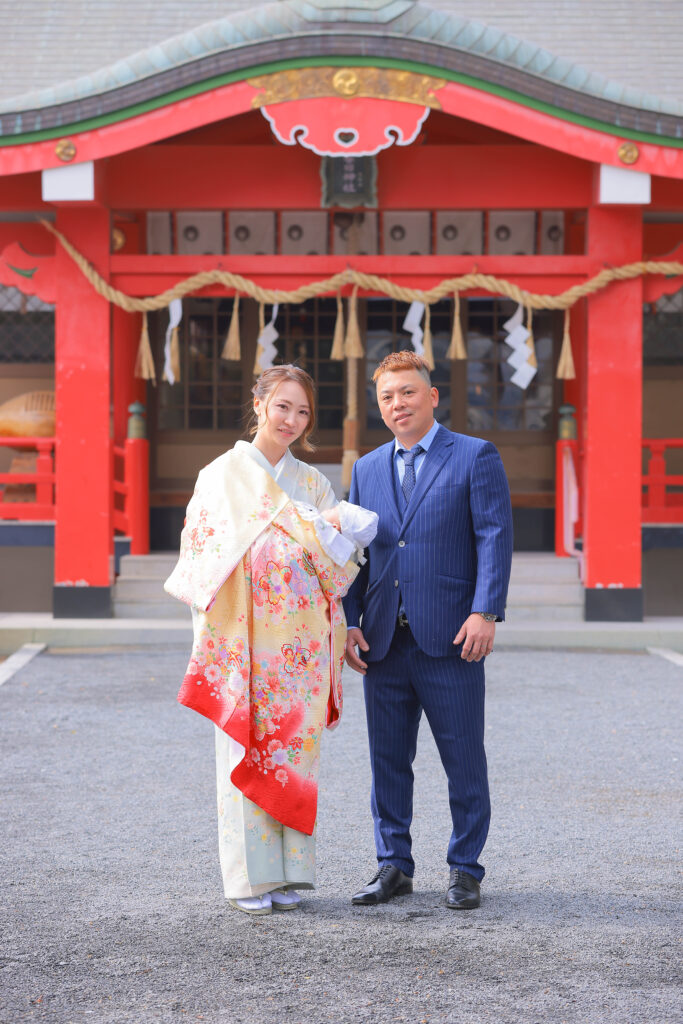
top-left (249, 67), bottom-right (445, 109)
top-left (618, 141), bottom-right (639, 165)
top-left (111, 227), bottom-right (126, 252)
top-left (55, 138), bottom-right (76, 162)
top-left (332, 68), bottom-right (360, 96)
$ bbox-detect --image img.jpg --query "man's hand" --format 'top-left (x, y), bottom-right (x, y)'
top-left (453, 614), bottom-right (495, 662)
top-left (345, 627), bottom-right (369, 674)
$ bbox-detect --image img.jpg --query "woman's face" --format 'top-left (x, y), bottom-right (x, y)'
top-left (254, 380), bottom-right (311, 451)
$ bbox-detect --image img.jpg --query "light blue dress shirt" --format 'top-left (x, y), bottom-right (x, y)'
top-left (394, 418), bottom-right (441, 486)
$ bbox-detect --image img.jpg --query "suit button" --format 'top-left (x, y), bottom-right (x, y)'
top-left (398, 540), bottom-right (406, 548)
top-left (394, 579), bottom-right (399, 588)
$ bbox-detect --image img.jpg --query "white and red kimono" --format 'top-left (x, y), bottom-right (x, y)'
top-left (165, 441), bottom-right (376, 899)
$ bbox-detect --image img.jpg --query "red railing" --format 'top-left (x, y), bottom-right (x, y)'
top-left (555, 439), bottom-right (580, 557)
top-left (642, 439), bottom-right (683, 524)
top-left (556, 437), bottom-right (683, 554)
top-left (113, 437), bottom-right (150, 554)
top-left (0, 437), bottom-right (55, 520)
top-left (0, 435), bottom-right (149, 554)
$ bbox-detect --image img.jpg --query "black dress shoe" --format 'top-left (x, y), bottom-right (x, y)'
top-left (351, 865), bottom-right (413, 905)
top-left (446, 869), bottom-right (481, 909)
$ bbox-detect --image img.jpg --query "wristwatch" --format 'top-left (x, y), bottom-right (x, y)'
top-left (475, 612), bottom-right (497, 622)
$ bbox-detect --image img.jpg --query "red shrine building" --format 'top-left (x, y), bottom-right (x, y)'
top-left (0, 0), bottom-right (681, 621)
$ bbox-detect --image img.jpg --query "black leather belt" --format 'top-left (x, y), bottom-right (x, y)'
top-left (397, 610), bottom-right (409, 628)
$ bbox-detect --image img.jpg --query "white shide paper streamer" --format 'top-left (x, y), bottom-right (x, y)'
top-left (257, 304), bottom-right (280, 371)
top-left (402, 301), bottom-right (425, 355)
top-left (503, 302), bottom-right (537, 390)
top-left (163, 298), bottom-right (183, 385)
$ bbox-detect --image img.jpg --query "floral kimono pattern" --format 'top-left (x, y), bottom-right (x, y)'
top-left (177, 496), bottom-right (358, 837)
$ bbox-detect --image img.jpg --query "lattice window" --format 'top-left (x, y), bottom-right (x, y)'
top-left (156, 299), bottom-right (242, 431)
top-left (273, 299), bottom-right (344, 433)
top-left (155, 297), bottom-right (344, 438)
top-left (363, 297), bottom-right (558, 438)
top-left (644, 287), bottom-right (683, 365)
top-left (0, 286), bottom-right (55, 363)
top-left (364, 298), bottom-right (452, 436)
top-left (465, 298), bottom-right (557, 433)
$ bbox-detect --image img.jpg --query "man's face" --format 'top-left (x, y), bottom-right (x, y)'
top-left (375, 369), bottom-right (439, 445)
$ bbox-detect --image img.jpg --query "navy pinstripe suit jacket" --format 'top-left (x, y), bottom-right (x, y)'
top-left (343, 425), bottom-right (514, 660)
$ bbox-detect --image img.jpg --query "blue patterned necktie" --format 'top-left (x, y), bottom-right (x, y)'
top-left (400, 444), bottom-right (424, 503)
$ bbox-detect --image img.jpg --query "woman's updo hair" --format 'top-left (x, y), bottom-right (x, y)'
top-left (249, 364), bottom-right (317, 451)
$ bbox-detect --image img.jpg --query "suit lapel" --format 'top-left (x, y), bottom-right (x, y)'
top-left (400, 426), bottom-right (453, 534)
top-left (375, 442), bottom-right (402, 528)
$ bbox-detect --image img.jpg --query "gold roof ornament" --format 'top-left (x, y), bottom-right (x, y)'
top-left (55, 138), bottom-right (76, 162)
top-left (618, 141), bottom-right (640, 164)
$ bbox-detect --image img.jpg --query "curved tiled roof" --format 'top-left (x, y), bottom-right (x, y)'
top-left (0, 0), bottom-right (681, 142)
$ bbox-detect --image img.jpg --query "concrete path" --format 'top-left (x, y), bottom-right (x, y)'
top-left (0, 647), bottom-right (681, 1023)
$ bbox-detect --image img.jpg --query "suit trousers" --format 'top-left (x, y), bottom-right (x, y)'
top-left (363, 623), bottom-right (490, 881)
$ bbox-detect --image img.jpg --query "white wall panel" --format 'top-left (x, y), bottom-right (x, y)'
top-left (435, 211), bottom-right (484, 255)
top-left (176, 211), bottom-right (223, 254)
top-left (332, 212), bottom-right (378, 255)
top-left (382, 211), bottom-right (431, 255)
top-left (281, 212), bottom-right (327, 255)
top-left (228, 211), bottom-right (276, 255)
top-left (146, 211), bottom-right (172, 255)
top-left (488, 211), bottom-right (536, 255)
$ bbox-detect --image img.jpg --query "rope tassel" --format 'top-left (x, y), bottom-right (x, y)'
top-left (330, 291), bottom-right (345, 360)
top-left (556, 308), bottom-right (576, 379)
top-left (422, 303), bottom-right (435, 370)
top-left (447, 291), bottom-right (467, 359)
top-left (221, 293), bottom-right (241, 361)
top-left (253, 302), bottom-right (266, 376)
top-left (344, 285), bottom-right (364, 358)
top-left (134, 313), bottom-right (156, 383)
top-left (169, 324), bottom-right (181, 382)
top-left (525, 306), bottom-right (537, 368)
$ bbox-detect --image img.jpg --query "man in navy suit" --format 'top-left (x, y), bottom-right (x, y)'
top-left (343, 350), bottom-right (513, 909)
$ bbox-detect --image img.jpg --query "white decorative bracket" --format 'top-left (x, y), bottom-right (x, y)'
top-left (42, 161), bottom-right (95, 202)
top-left (598, 164), bottom-right (651, 205)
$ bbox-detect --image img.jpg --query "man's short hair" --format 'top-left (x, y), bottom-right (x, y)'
top-left (372, 350), bottom-right (432, 386)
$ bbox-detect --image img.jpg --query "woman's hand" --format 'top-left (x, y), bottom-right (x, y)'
top-left (321, 507), bottom-right (341, 532)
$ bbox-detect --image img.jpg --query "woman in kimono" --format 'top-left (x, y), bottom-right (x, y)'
top-left (165, 365), bottom-right (376, 916)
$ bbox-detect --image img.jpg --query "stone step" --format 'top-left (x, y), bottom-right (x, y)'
top-left (113, 600), bottom-right (191, 620)
top-left (506, 581), bottom-right (583, 606)
top-left (509, 554), bottom-right (581, 583)
top-left (113, 599), bottom-right (583, 622)
top-left (118, 553), bottom-right (177, 579)
top-left (119, 553), bottom-right (580, 583)
top-left (503, 604), bottom-right (584, 621)
top-left (114, 553), bottom-right (584, 619)
top-left (114, 578), bottom-right (178, 602)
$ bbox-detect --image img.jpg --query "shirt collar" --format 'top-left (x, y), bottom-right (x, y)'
top-left (394, 418), bottom-right (441, 456)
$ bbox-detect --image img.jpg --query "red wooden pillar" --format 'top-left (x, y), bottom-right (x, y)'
top-left (112, 307), bottom-right (145, 445)
top-left (53, 205), bottom-right (113, 617)
top-left (583, 205), bottom-right (643, 620)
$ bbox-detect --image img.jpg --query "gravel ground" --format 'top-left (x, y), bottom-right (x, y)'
top-left (0, 646), bottom-right (681, 1024)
